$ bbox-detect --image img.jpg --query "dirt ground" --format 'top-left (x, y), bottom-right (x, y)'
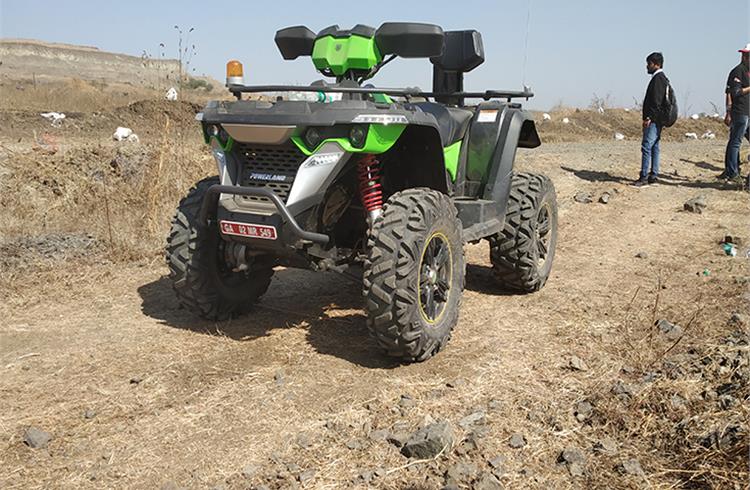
top-left (0, 98), bottom-right (748, 489)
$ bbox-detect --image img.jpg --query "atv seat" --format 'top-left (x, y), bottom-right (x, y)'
top-left (414, 102), bottom-right (473, 146)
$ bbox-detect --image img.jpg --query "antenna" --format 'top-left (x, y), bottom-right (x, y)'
top-left (522, 0), bottom-right (532, 86)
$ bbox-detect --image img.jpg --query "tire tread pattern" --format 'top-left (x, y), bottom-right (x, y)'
top-left (166, 176), bottom-right (273, 320)
top-left (363, 188), bottom-right (465, 362)
top-left (489, 172), bottom-right (557, 292)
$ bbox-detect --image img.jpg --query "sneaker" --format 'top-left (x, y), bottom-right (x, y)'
top-left (632, 178), bottom-right (649, 187)
top-left (648, 175), bottom-right (659, 185)
top-left (725, 175), bottom-right (743, 184)
top-left (716, 172), bottom-right (729, 179)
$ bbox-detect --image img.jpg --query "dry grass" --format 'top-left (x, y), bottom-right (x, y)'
top-left (0, 105), bottom-right (211, 264)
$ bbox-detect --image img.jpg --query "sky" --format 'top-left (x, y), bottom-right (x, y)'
top-left (1, 0), bottom-right (749, 112)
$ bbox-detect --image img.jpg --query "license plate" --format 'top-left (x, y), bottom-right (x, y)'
top-left (219, 220), bottom-right (277, 240)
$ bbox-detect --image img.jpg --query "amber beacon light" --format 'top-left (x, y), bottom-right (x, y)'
top-left (226, 60), bottom-right (244, 86)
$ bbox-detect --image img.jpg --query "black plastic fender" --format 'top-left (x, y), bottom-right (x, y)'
top-left (482, 108), bottom-right (539, 221)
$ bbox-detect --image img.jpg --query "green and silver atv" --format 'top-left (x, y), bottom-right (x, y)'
top-left (166, 23), bottom-right (558, 362)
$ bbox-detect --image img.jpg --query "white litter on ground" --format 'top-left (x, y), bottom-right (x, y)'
top-left (701, 131), bottom-right (716, 140)
top-left (562, 117), bottom-right (570, 124)
top-left (113, 127), bottom-right (138, 142)
top-left (40, 112), bottom-right (66, 127)
top-left (614, 132), bottom-right (625, 141)
top-left (684, 132), bottom-right (698, 140)
top-left (542, 113), bottom-right (551, 121)
top-left (165, 87), bottom-right (178, 101)
top-left (690, 114), bottom-right (700, 120)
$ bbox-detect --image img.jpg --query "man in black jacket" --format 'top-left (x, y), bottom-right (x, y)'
top-left (635, 52), bottom-right (668, 187)
top-left (722, 44), bottom-right (750, 182)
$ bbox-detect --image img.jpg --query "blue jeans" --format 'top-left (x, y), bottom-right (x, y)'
top-left (641, 122), bottom-right (662, 179)
top-left (725, 114), bottom-right (749, 177)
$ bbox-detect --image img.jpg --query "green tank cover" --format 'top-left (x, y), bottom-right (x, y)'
top-left (312, 34), bottom-right (382, 76)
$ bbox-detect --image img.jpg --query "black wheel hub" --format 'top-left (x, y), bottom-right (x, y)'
top-left (419, 233), bottom-right (452, 323)
top-left (535, 204), bottom-right (552, 267)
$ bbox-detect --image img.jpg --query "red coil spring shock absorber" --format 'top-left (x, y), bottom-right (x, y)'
top-left (358, 154), bottom-right (383, 222)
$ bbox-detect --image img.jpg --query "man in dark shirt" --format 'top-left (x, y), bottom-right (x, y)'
top-left (722, 44), bottom-right (750, 182)
top-left (635, 52), bottom-right (668, 187)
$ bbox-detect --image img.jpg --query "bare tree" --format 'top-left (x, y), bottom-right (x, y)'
top-left (590, 92), bottom-right (612, 112)
top-left (632, 96), bottom-right (643, 111)
top-left (681, 88), bottom-right (692, 118)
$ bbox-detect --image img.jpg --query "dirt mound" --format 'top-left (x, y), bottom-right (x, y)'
top-left (0, 97), bottom-right (205, 141)
top-left (119, 99), bottom-right (202, 127)
top-left (537, 108), bottom-right (728, 143)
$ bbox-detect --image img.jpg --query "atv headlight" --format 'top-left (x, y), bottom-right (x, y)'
top-left (305, 127), bottom-right (322, 149)
top-left (349, 125), bottom-right (367, 148)
top-left (302, 151), bottom-right (343, 169)
top-left (212, 148), bottom-right (227, 177)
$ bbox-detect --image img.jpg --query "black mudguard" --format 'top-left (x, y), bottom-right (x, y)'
top-left (452, 102), bottom-right (540, 241)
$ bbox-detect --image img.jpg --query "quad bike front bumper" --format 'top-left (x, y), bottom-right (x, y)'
top-left (199, 184), bottom-right (330, 248)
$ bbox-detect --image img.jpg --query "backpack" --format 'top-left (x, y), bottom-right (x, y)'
top-left (660, 78), bottom-right (678, 127)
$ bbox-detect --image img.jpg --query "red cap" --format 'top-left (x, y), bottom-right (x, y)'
top-left (739, 43), bottom-right (750, 53)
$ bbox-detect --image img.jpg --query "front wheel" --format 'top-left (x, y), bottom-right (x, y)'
top-left (166, 176), bottom-right (274, 320)
top-left (363, 188), bottom-right (465, 362)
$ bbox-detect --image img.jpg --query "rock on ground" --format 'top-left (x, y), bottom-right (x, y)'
top-left (569, 355), bottom-right (589, 371)
top-left (400, 421), bottom-right (453, 459)
top-left (474, 472), bottom-right (503, 490)
top-left (655, 319), bottom-right (684, 340)
top-left (298, 469), bottom-right (316, 484)
top-left (444, 462), bottom-right (478, 485)
top-left (617, 458), bottom-right (645, 476)
top-left (509, 433), bottom-right (526, 448)
top-left (574, 191), bottom-right (593, 203)
top-left (458, 410), bottom-right (486, 430)
top-left (594, 438), bottom-right (618, 455)
top-left (574, 400), bottom-right (593, 422)
top-left (558, 447), bottom-right (586, 476)
top-left (683, 195), bottom-right (706, 213)
top-left (23, 426), bottom-right (52, 449)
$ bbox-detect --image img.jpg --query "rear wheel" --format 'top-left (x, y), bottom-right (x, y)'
top-left (489, 172), bottom-right (557, 292)
top-left (166, 176), bottom-right (274, 320)
top-left (363, 188), bottom-right (465, 362)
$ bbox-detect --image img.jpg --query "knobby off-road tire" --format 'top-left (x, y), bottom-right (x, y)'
top-left (363, 188), bottom-right (465, 362)
top-left (490, 173), bottom-right (558, 292)
top-left (166, 176), bottom-right (274, 320)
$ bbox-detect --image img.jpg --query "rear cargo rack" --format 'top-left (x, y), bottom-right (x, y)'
top-left (227, 84), bottom-right (533, 102)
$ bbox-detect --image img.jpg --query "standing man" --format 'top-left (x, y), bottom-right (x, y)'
top-left (722, 44), bottom-right (750, 183)
top-left (636, 52), bottom-right (668, 187)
